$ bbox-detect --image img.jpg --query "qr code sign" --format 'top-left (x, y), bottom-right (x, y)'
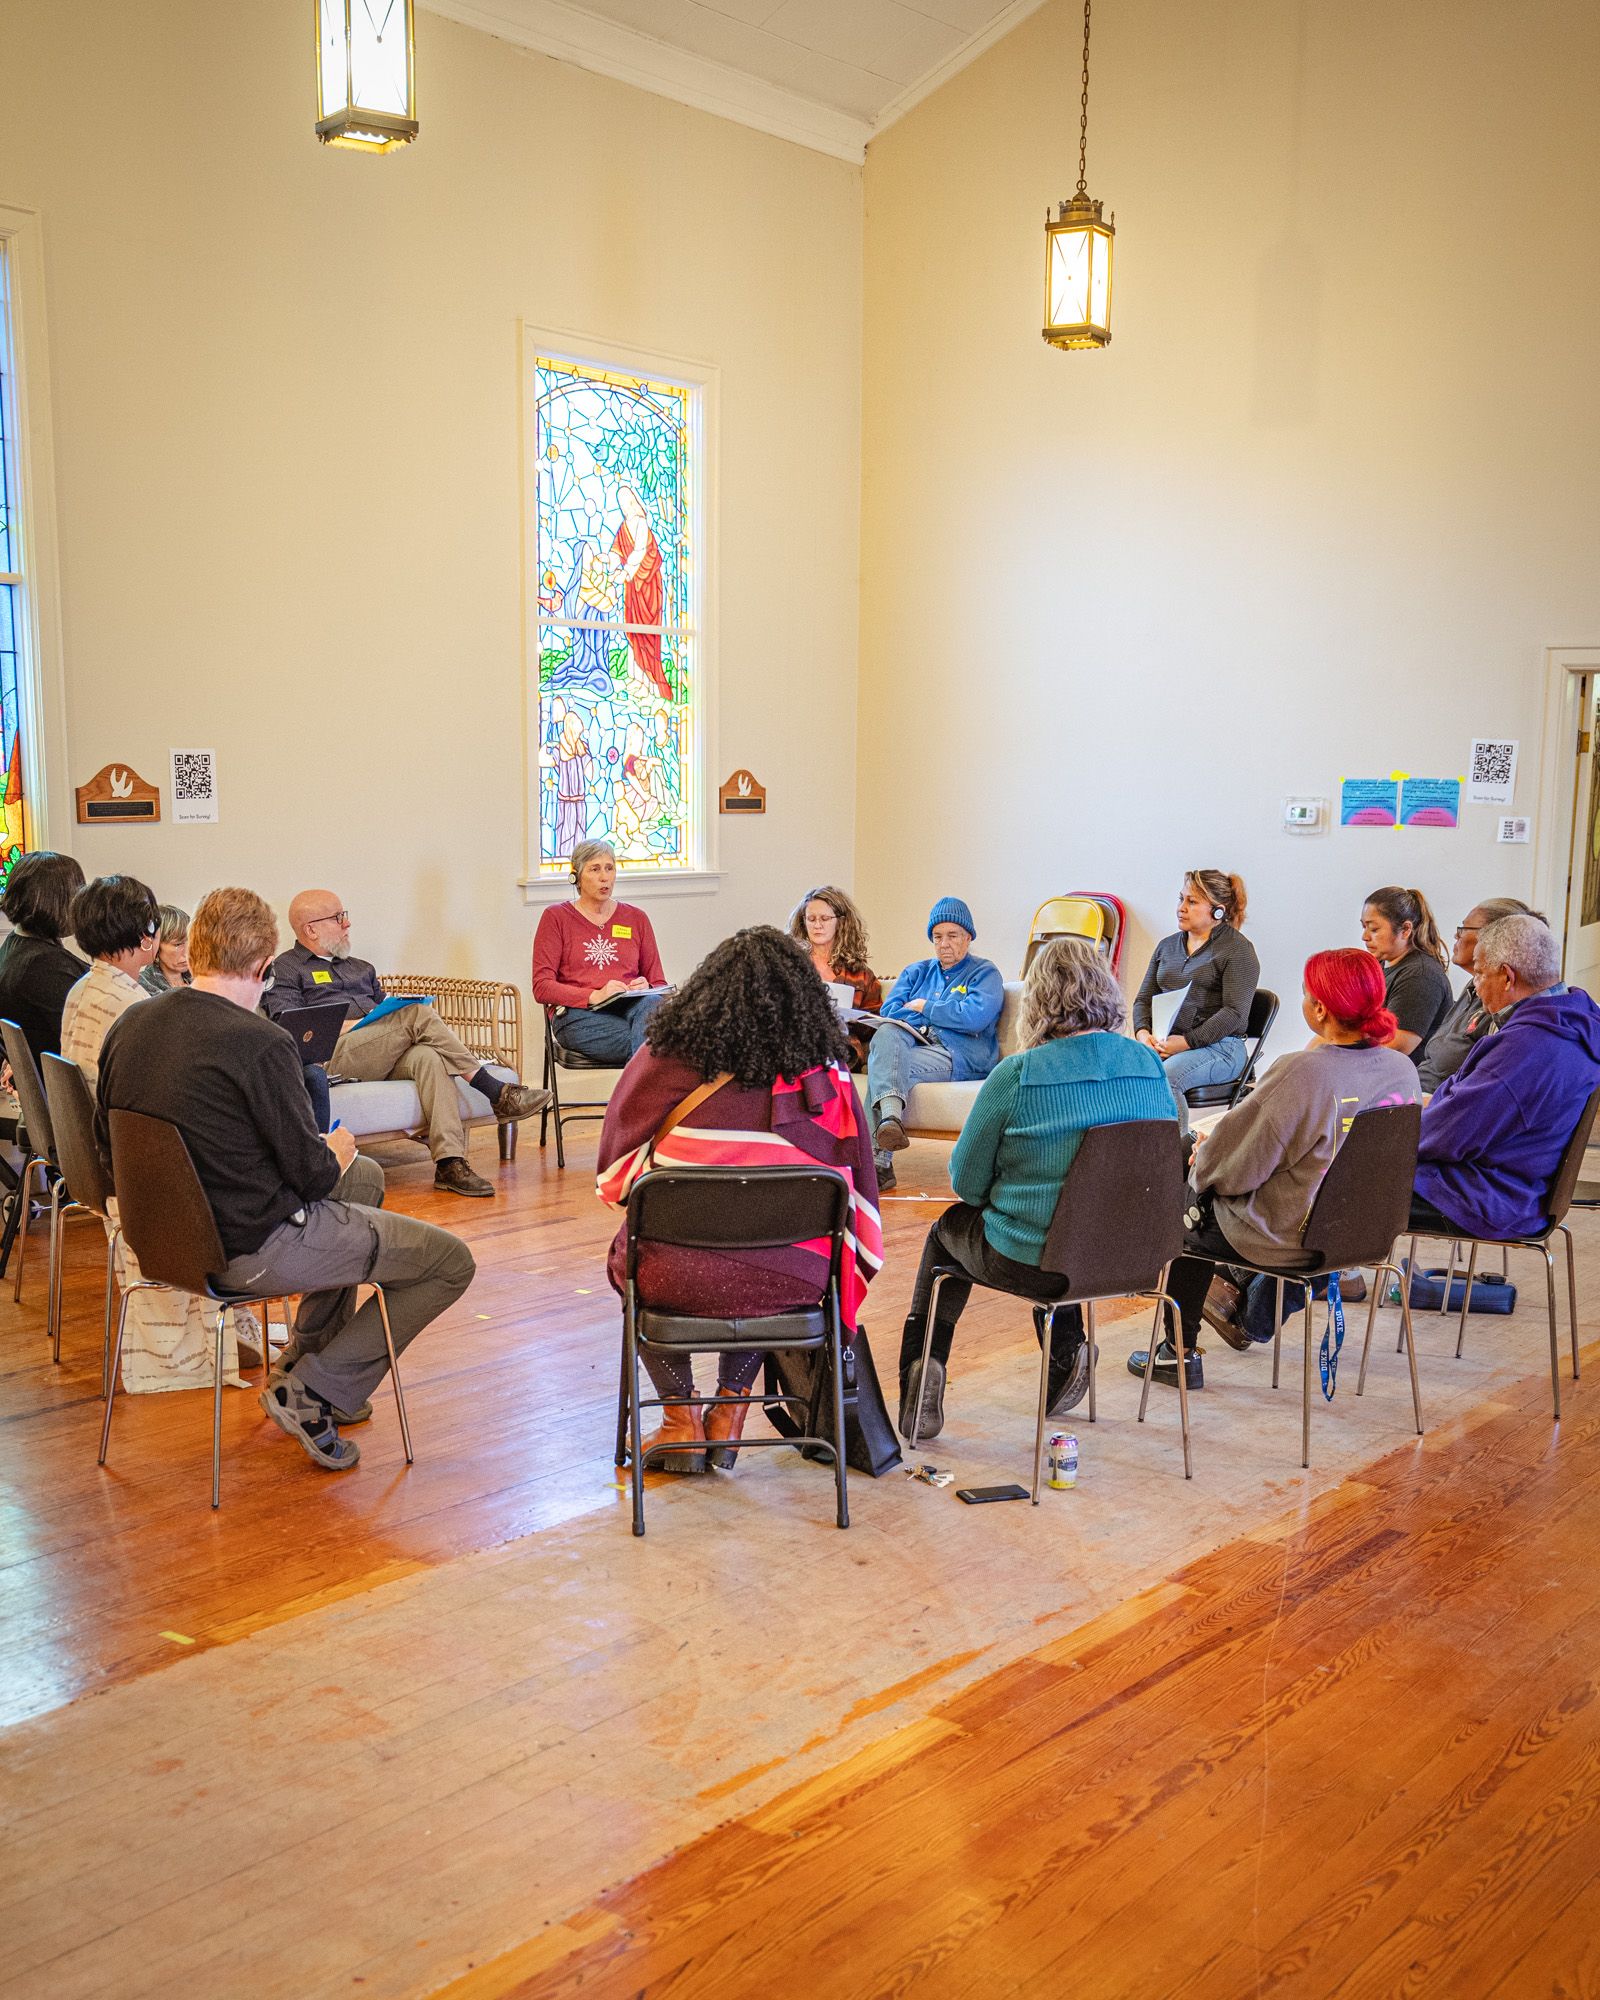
top-left (1467, 737), bottom-right (1518, 806)
top-left (169, 747), bottom-right (220, 823)
top-left (1471, 741), bottom-right (1515, 789)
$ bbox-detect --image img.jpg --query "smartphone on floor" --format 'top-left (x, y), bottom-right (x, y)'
top-left (957, 1483), bottom-right (1030, 1504)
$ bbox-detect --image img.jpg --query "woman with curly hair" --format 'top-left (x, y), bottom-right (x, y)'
top-left (787, 885), bottom-right (882, 1068)
top-left (597, 927), bottom-right (883, 1472)
top-left (897, 936), bottom-right (1177, 1442)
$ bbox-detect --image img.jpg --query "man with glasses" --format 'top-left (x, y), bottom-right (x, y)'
top-left (97, 887), bottom-right (475, 1470)
top-left (1417, 897), bottom-right (1545, 1093)
top-left (267, 889), bottom-right (547, 1198)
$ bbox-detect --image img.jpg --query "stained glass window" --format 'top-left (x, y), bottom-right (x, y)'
top-left (530, 354), bottom-right (697, 875)
top-left (0, 243), bottom-right (26, 895)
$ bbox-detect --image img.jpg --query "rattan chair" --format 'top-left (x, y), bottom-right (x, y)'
top-left (378, 975), bottom-right (525, 1160)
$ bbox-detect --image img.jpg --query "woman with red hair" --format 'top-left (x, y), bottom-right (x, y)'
top-left (1130, 948), bottom-right (1419, 1388)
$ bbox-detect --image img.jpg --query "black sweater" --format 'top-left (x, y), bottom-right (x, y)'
top-left (0, 931), bottom-right (87, 1064)
top-left (96, 987), bottom-right (340, 1261)
top-left (1132, 925), bottom-right (1261, 1048)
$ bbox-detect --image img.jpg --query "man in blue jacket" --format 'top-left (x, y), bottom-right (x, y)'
top-left (867, 897), bottom-right (1005, 1188)
top-left (1412, 912), bottom-right (1600, 1241)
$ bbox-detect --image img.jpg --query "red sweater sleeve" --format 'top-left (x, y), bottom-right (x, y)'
top-left (634, 909), bottom-right (666, 987)
top-left (532, 905), bottom-right (593, 1010)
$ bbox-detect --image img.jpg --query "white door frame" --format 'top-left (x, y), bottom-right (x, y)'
top-left (1532, 645), bottom-right (1600, 933)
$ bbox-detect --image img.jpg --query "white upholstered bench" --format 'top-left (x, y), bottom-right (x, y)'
top-left (901, 980), bottom-right (1024, 1141)
top-left (329, 976), bottom-right (525, 1161)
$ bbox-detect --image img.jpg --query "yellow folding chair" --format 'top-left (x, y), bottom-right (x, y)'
top-left (1023, 895), bottom-right (1106, 975)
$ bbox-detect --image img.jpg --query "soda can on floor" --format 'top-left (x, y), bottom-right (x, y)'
top-left (1047, 1432), bottom-right (1078, 1489)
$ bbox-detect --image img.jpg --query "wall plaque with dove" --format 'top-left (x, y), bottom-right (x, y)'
top-left (718, 769), bottom-right (766, 815)
top-left (75, 762), bottom-right (161, 823)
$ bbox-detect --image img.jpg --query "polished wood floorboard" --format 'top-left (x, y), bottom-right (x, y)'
top-left (443, 1356), bottom-right (1600, 1999)
top-left (0, 1130), bottom-right (1074, 1727)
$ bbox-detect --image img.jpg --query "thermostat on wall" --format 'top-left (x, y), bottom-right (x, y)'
top-left (1282, 797), bottom-right (1327, 835)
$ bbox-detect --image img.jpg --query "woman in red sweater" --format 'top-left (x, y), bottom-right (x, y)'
top-left (532, 839), bottom-right (669, 1063)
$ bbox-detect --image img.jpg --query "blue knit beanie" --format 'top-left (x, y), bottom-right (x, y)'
top-left (927, 896), bottom-right (976, 941)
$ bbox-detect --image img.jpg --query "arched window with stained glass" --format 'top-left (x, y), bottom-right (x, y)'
top-left (526, 344), bottom-right (706, 880)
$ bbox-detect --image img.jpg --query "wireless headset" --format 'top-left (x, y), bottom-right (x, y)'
top-left (1213, 905), bottom-right (1226, 922)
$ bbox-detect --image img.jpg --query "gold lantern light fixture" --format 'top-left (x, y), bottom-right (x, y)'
top-left (1043, 0), bottom-right (1114, 350)
top-left (316, 0), bottom-right (419, 153)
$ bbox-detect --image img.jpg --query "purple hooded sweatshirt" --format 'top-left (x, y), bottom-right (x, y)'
top-left (1416, 984), bottom-right (1600, 1239)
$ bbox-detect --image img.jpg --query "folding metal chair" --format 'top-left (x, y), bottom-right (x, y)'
top-left (1183, 989), bottom-right (1280, 1111)
top-left (539, 1007), bottom-right (623, 1168)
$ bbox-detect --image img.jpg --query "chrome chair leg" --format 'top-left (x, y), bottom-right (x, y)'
top-left (828, 1306), bottom-right (849, 1530)
top-left (1357, 1265), bottom-right (1383, 1396)
top-left (1547, 1246), bottom-right (1562, 1420)
top-left (1302, 1289), bottom-right (1314, 1469)
top-left (1031, 1308), bottom-right (1054, 1504)
top-left (1397, 1266), bottom-right (1424, 1435)
top-left (99, 1279), bottom-right (160, 1465)
top-left (625, 1294), bottom-right (646, 1537)
top-left (101, 1227), bottom-right (119, 1398)
top-left (47, 1178), bottom-right (64, 1360)
top-left (212, 1306), bottom-right (226, 1510)
top-left (1561, 1223), bottom-right (1580, 1380)
top-left (372, 1284), bottom-right (413, 1464)
top-left (1455, 1240), bottom-right (1480, 1358)
top-left (907, 1271), bottom-right (949, 1453)
top-left (1085, 1299), bottom-right (1098, 1425)
top-left (1272, 1276), bottom-right (1284, 1388)
top-left (1439, 1237), bottom-right (1458, 1314)
top-left (1137, 1292), bottom-right (1163, 1422)
top-left (1398, 1234), bottom-right (1418, 1352)
top-left (13, 1156), bottom-right (39, 1302)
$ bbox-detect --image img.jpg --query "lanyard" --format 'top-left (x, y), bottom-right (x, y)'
top-left (1318, 1270), bottom-right (1346, 1400)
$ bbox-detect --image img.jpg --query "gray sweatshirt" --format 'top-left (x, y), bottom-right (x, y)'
top-left (1194, 1042), bottom-right (1420, 1269)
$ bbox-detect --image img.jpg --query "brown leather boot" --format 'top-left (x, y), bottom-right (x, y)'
top-left (704, 1386), bottom-right (755, 1470)
top-left (640, 1401), bottom-right (706, 1473)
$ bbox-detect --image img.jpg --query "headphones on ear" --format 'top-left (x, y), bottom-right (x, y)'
top-left (1212, 906), bottom-right (1226, 923)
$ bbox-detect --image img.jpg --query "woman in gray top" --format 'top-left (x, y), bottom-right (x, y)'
top-left (1132, 870), bottom-right (1260, 1101)
top-left (1132, 947), bottom-right (1419, 1389)
top-left (138, 903), bottom-right (192, 996)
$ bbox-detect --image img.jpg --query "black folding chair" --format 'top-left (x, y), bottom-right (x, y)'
top-left (909, 1121), bottom-right (1192, 1493)
top-left (1184, 989), bottom-right (1280, 1111)
top-left (1396, 1082), bottom-right (1600, 1419)
top-left (100, 1110), bottom-right (412, 1508)
top-left (40, 1054), bottom-right (121, 1384)
top-left (1, 1019), bottom-right (95, 1354)
top-left (1153, 1104), bottom-right (1424, 1468)
top-left (539, 1008), bottom-right (623, 1168)
top-left (615, 1165), bottom-right (852, 1537)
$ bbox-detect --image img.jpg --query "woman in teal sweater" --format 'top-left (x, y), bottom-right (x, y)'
top-left (898, 937), bottom-right (1180, 1441)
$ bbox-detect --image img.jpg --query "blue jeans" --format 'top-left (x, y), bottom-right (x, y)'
top-left (866, 1024), bottom-right (953, 1163)
top-left (553, 990), bottom-right (667, 1065)
top-left (303, 1063), bottom-right (331, 1134)
top-left (1163, 1036), bottom-right (1246, 1098)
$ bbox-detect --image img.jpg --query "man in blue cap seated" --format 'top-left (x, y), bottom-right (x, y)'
top-left (866, 896), bottom-right (1005, 1189)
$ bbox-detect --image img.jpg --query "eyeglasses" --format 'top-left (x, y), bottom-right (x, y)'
top-left (1454, 924), bottom-right (1480, 937)
top-left (309, 910), bottom-right (350, 928)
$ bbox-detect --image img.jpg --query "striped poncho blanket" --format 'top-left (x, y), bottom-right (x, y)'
top-left (596, 1053), bottom-right (884, 1334)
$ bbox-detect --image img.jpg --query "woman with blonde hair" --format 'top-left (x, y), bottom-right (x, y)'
top-left (787, 885), bottom-right (882, 1067)
top-left (897, 936), bottom-right (1179, 1442)
top-left (1132, 869), bottom-right (1260, 1101)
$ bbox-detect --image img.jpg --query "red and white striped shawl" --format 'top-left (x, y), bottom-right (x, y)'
top-left (596, 1056), bottom-right (883, 1333)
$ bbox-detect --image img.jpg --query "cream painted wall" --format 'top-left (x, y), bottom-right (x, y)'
top-left (0, 1), bottom-right (861, 993)
top-left (858, 0), bottom-right (1600, 1037)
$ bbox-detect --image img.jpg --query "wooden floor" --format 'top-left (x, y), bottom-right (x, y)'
top-left (3, 1124), bottom-right (1600, 1996)
top-left (449, 1361), bottom-right (1600, 2000)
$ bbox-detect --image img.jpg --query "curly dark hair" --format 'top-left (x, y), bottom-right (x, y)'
top-left (646, 926), bottom-right (852, 1086)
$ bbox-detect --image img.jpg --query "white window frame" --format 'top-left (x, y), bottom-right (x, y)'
top-left (517, 323), bottom-right (720, 905)
top-left (0, 204), bottom-right (66, 851)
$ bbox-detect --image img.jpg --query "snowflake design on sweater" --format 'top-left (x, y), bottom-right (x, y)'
top-left (584, 934), bottom-right (619, 971)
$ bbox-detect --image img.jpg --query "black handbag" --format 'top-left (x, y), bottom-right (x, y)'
top-left (763, 1324), bottom-right (903, 1478)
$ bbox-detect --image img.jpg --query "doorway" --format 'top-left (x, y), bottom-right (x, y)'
top-left (1563, 673), bottom-right (1600, 1006)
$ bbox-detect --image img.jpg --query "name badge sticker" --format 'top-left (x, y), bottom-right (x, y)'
top-left (312, 970), bottom-right (334, 984)
top-left (613, 924), bottom-right (633, 939)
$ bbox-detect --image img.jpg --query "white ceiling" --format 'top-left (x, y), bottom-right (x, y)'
top-left (421, 0), bottom-right (1049, 161)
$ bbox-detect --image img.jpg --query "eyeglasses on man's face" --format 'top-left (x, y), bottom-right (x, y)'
top-left (309, 911), bottom-right (351, 929)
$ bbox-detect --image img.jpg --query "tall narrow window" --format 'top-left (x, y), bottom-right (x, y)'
top-left (0, 243), bottom-right (26, 891)
top-left (527, 348), bottom-right (703, 879)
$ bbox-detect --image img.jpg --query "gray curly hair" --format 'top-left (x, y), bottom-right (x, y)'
top-left (1018, 935), bottom-right (1125, 1048)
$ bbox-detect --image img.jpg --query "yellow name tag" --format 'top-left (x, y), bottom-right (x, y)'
top-left (953, 985), bottom-right (967, 994)
top-left (612, 924), bottom-right (633, 939)
top-left (312, 969), bottom-right (334, 984)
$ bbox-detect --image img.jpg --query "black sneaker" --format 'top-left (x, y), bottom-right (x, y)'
top-left (1046, 1337), bottom-right (1096, 1417)
top-left (875, 1160), bottom-right (897, 1191)
top-left (876, 1114), bottom-right (910, 1154)
top-left (1126, 1339), bottom-right (1204, 1390)
top-left (898, 1355), bottom-right (945, 1440)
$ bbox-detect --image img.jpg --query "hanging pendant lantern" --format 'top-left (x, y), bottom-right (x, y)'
top-left (316, 0), bottom-right (419, 153)
top-left (1043, 0), bottom-right (1114, 350)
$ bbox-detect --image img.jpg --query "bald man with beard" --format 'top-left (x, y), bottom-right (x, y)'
top-left (267, 890), bottom-right (548, 1198)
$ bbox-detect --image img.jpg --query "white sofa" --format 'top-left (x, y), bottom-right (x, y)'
top-left (902, 980), bottom-right (1024, 1139)
top-left (329, 976), bottom-right (525, 1161)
